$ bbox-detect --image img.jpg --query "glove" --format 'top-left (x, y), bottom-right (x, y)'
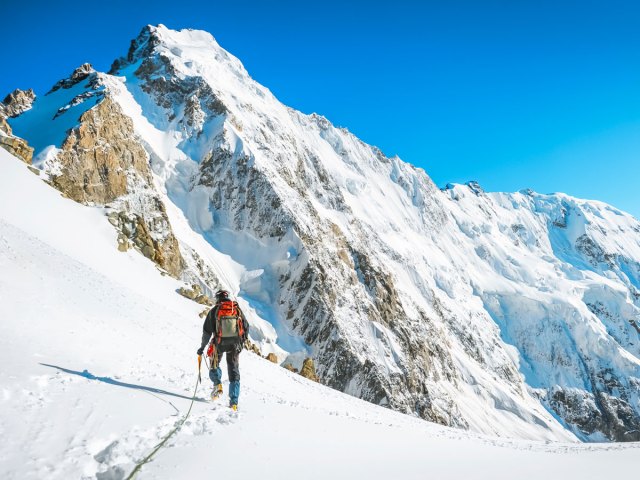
top-left (235, 342), bottom-right (243, 353)
top-left (197, 347), bottom-right (204, 355)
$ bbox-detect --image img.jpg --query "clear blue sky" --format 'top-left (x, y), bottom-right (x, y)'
top-left (4, 0), bottom-right (640, 217)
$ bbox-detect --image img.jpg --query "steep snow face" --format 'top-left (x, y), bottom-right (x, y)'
top-left (7, 24), bottom-right (640, 442)
top-left (445, 186), bottom-right (640, 441)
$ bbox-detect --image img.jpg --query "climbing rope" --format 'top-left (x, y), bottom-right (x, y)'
top-left (125, 355), bottom-right (203, 480)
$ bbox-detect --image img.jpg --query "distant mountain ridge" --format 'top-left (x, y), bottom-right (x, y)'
top-left (2, 24), bottom-right (640, 442)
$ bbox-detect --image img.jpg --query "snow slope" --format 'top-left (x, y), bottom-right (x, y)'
top-left (1, 147), bottom-right (639, 479)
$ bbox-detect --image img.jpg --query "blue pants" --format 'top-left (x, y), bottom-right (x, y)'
top-left (209, 346), bottom-right (240, 405)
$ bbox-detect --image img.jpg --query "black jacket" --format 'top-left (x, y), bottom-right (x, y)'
top-left (200, 301), bottom-right (249, 349)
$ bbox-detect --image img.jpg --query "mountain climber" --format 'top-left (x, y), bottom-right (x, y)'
top-left (197, 290), bottom-right (249, 410)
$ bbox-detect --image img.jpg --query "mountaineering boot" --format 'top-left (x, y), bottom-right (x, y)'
top-left (211, 383), bottom-right (223, 401)
top-left (230, 402), bottom-right (238, 411)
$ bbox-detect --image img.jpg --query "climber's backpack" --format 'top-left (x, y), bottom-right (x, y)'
top-left (215, 300), bottom-right (245, 344)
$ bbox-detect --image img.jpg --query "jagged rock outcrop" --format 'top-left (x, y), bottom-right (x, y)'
top-left (0, 134), bottom-right (34, 164)
top-left (0, 90), bottom-right (35, 164)
top-left (300, 358), bottom-right (319, 382)
top-left (246, 340), bottom-right (261, 355)
top-left (36, 75), bottom-right (184, 278)
top-left (48, 64), bottom-right (95, 94)
top-left (107, 209), bottom-right (184, 277)
top-left (548, 386), bottom-right (640, 442)
top-left (50, 96), bottom-right (152, 203)
top-left (177, 283), bottom-right (214, 306)
top-left (2, 88), bottom-right (35, 117)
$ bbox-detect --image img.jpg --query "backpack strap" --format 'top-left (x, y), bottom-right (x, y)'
top-left (235, 302), bottom-right (245, 337)
top-left (212, 304), bottom-right (222, 345)
top-left (216, 306), bottom-right (223, 345)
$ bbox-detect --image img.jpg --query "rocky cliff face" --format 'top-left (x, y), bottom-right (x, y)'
top-left (0, 132), bottom-right (34, 165)
top-left (50, 96), bottom-right (151, 203)
top-left (6, 24), bottom-right (640, 442)
top-left (2, 88), bottom-right (36, 117)
top-left (47, 92), bottom-right (183, 277)
top-left (5, 67), bottom-right (185, 279)
top-left (0, 89), bottom-right (35, 164)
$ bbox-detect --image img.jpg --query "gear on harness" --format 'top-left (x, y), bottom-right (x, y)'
top-left (207, 342), bottom-right (219, 370)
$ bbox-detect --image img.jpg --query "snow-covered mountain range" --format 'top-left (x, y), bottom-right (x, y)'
top-left (3, 24), bottom-right (640, 444)
top-left (3, 148), bottom-right (638, 478)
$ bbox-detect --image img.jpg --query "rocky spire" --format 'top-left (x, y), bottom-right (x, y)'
top-left (47, 63), bottom-right (95, 94)
top-left (2, 88), bottom-right (36, 117)
top-left (109, 25), bottom-right (162, 74)
top-left (0, 89), bottom-right (35, 163)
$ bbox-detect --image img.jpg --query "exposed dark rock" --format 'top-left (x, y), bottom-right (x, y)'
top-left (47, 64), bottom-right (95, 94)
top-left (53, 90), bottom-right (104, 119)
top-left (109, 25), bottom-right (162, 73)
top-left (266, 353), bottom-right (278, 363)
top-left (177, 284), bottom-right (214, 306)
top-left (466, 180), bottom-right (484, 196)
top-left (245, 340), bottom-right (261, 355)
top-left (108, 210), bottom-right (184, 278)
top-left (576, 234), bottom-right (613, 267)
top-left (0, 134), bottom-right (34, 164)
top-left (548, 386), bottom-right (640, 442)
top-left (132, 53), bottom-right (227, 117)
top-left (2, 88), bottom-right (36, 117)
top-left (299, 358), bottom-right (319, 382)
top-left (50, 96), bottom-right (152, 203)
top-left (552, 204), bottom-right (569, 228)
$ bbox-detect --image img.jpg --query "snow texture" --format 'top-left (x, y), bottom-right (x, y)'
top-left (1, 148), bottom-right (639, 479)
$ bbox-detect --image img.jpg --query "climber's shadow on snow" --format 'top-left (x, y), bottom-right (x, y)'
top-left (40, 363), bottom-right (207, 403)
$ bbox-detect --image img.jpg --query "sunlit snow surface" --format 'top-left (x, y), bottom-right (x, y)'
top-left (1, 149), bottom-right (639, 479)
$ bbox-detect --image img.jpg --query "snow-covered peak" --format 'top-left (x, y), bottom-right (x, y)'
top-left (111, 24), bottom-right (265, 105)
top-left (128, 24), bottom-right (225, 60)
